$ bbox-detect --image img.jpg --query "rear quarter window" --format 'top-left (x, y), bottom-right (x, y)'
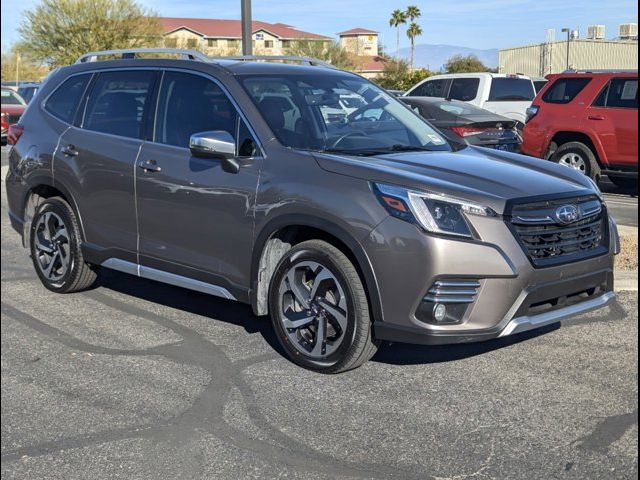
top-left (45, 74), bottom-right (92, 123)
top-left (542, 77), bottom-right (591, 104)
top-left (488, 78), bottom-right (535, 102)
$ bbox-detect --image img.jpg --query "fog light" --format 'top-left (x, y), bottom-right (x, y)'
top-left (433, 303), bottom-right (447, 323)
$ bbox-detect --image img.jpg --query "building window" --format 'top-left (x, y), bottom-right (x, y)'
top-left (281, 40), bottom-right (292, 50)
top-left (207, 39), bottom-right (218, 47)
top-left (164, 38), bottom-right (177, 48)
top-left (265, 40), bottom-right (274, 49)
top-left (186, 38), bottom-right (199, 49)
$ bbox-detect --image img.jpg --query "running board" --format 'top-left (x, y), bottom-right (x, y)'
top-left (101, 258), bottom-right (237, 301)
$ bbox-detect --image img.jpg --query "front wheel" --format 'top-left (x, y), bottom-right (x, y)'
top-left (268, 240), bottom-right (379, 373)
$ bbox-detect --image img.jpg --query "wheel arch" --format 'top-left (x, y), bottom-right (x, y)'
top-left (251, 215), bottom-right (383, 324)
top-left (549, 130), bottom-right (605, 167)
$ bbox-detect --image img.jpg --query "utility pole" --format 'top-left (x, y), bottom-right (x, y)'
top-left (241, 0), bottom-right (253, 56)
top-left (561, 28), bottom-right (571, 70)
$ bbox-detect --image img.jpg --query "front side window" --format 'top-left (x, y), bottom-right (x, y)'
top-left (408, 79), bottom-right (449, 98)
top-left (44, 74), bottom-right (92, 123)
top-left (602, 78), bottom-right (638, 109)
top-left (543, 78), bottom-right (591, 104)
top-left (488, 78), bottom-right (535, 102)
top-left (241, 74), bottom-right (450, 154)
top-left (1, 89), bottom-right (26, 106)
top-left (448, 78), bottom-right (479, 101)
top-left (155, 71), bottom-right (258, 156)
top-left (83, 70), bottom-right (155, 139)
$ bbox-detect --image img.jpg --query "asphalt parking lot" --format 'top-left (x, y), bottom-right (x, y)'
top-left (1, 146), bottom-right (638, 479)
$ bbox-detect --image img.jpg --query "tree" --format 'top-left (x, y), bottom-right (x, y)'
top-left (375, 58), bottom-right (433, 91)
top-left (389, 9), bottom-right (408, 58)
top-left (289, 40), bottom-right (355, 71)
top-left (406, 5), bottom-right (422, 22)
top-left (16, 0), bottom-right (163, 67)
top-left (406, 23), bottom-right (423, 69)
top-left (1, 50), bottom-right (49, 82)
top-left (444, 54), bottom-right (492, 73)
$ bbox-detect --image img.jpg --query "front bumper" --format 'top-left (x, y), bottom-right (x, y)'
top-left (365, 213), bottom-right (619, 346)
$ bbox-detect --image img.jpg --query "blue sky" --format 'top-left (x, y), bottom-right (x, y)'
top-left (1, 0), bottom-right (638, 52)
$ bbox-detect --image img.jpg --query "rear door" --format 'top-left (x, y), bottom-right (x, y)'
top-left (406, 78), bottom-right (451, 98)
top-left (136, 70), bottom-right (263, 293)
top-left (482, 77), bottom-right (536, 125)
top-left (54, 69), bottom-right (157, 261)
top-left (586, 76), bottom-right (638, 168)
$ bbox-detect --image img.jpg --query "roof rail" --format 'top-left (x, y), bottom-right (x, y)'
top-left (220, 55), bottom-right (337, 69)
top-left (563, 68), bottom-right (638, 74)
top-left (75, 48), bottom-right (212, 64)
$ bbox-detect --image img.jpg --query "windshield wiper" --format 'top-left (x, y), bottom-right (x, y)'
top-left (388, 144), bottom-right (433, 152)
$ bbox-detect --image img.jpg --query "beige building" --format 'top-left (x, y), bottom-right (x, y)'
top-left (338, 28), bottom-right (386, 78)
top-left (499, 39), bottom-right (638, 78)
top-left (161, 18), bottom-right (332, 56)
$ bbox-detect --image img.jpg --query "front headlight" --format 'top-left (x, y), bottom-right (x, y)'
top-left (373, 183), bottom-right (497, 238)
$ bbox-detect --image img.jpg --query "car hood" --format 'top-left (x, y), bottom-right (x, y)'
top-left (314, 146), bottom-right (596, 214)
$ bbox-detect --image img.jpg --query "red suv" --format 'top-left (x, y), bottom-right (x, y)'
top-left (522, 71), bottom-right (638, 188)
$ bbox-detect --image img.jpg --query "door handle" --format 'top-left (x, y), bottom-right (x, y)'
top-left (61, 144), bottom-right (79, 157)
top-left (588, 115), bottom-right (606, 121)
top-left (138, 159), bottom-right (162, 173)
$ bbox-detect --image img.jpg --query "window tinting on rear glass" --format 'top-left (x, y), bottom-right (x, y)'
top-left (83, 70), bottom-right (155, 139)
top-left (155, 71), bottom-right (239, 148)
top-left (448, 78), bottom-right (479, 101)
top-left (542, 77), bottom-right (591, 104)
top-left (488, 78), bottom-right (535, 102)
top-left (44, 75), bottom-right (91, 123)
top-left (605, 78), bottom-right (638, 109)
top-left (409, 79), bottom-right (448, 97)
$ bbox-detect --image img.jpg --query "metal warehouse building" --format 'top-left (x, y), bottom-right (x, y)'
top-left (499, 39), bottom-right (638, 77)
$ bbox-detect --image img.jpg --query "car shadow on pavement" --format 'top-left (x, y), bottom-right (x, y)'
top-left (95, 267), bottom-right (567, 368)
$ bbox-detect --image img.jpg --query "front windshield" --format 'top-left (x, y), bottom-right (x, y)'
top-left (240, 74), bottom-right (450, 155)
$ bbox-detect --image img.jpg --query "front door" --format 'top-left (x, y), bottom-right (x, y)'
top-left (136, 71), bottom-right (263, 295)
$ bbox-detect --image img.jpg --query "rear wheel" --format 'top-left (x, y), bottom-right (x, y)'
top-left (268, 240), bottom-right (379, 374)
top-left (30, 197), bottom-right (97, 293)
top-left (551, 142), bottom-right (600, 180)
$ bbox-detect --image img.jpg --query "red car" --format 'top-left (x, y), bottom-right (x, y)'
top-left (522, 71), bottom-right (638, 188)
top-left (1, 88), bottom-right (27, 145)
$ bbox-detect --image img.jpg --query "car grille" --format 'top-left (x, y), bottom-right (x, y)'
top-left (509, 196), bottom-right (608, 267)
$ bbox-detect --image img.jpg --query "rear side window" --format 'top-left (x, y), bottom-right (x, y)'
top-left (488, 78), bottom-right (535, 101)
top-left (542, 78), bottom-right (591, 104)
top-left (409, 79), bottom-right (449, 98)
top-left (448, 78), bottom-right (479, 101)
top-left (45, 74), bottom-right (91, 123)
top-left (598, 78), bottom-right (638, 109)
top-left (155, 71), bottom-right (240, 149)
top-left (83, 70), bottom-right (155, 139)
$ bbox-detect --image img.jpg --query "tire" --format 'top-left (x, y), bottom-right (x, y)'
top-left (30, 197), bottom-right (97, 293)
top-left (608, 176), bottom-right (638, 191)
top-left (268, 240), bottom-right (379, 374)
top-left (551, 142), bottom-right (600, 180)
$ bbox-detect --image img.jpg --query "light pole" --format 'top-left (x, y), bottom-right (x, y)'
top-left (561, 28), bottom-right (571, 70)
top-left (241, 0), bottom-right (253, 56)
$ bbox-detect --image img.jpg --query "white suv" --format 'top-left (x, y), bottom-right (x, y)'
top-left (404, 73), bottom-right (536, 127)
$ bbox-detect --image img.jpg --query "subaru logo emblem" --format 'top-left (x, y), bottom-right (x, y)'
top-left (555, 205), bottom-right (580, 224)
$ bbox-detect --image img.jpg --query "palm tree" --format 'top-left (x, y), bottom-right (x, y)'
top-left (389, 9), bottom-right (408, 58)
top-left (406, 5), bottom-right (422, 22)
top-left (406, 22), bottom-right (423, 69)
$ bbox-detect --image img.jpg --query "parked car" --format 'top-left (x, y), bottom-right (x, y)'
top-left (401, 97), bottom-right (521, 152)
top-left (522, 70), bottom-right (638, 188)
top-left (6, 49), bottom-right (619, 373)
top-left (17, 83), bottom-right (41, 104)
top-left (1, 88), bottom-right (27, 145)
top-left (404, 73), bottom-right (537, 128)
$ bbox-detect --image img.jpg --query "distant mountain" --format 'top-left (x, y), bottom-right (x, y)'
top-left (397, 44), bottom-right (499, 71)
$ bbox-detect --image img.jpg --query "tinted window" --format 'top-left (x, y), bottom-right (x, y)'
top-left (605, 78), bottom-right (638, 109)
top-left (534, 80), bottom-right (548, 93)
top-left (155, 72), bottom-right (239, 149)
top-left (488, 78), bottom-right (535, 101)
top-left (45, 74), bottom-right (91, 123)
top-left (448, 78), bottom-right (479, 101)
top-left (409, 79), bottom-right (449, 98)
top-left (83, 71), bottom-right (155, 138)
top-left (542, 78), bottom-right (591, 104)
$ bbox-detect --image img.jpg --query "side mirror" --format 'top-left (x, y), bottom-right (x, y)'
top-left (189, 131), bottom-right (240, 173)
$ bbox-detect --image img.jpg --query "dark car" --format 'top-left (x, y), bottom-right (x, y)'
top-left (5, 49), bottom-right (619, 373)
top-left (401, 97), bottom-right (522, 152)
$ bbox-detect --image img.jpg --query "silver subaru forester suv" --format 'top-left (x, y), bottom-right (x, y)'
top-left (5, 49), bottom-right (620, 373)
